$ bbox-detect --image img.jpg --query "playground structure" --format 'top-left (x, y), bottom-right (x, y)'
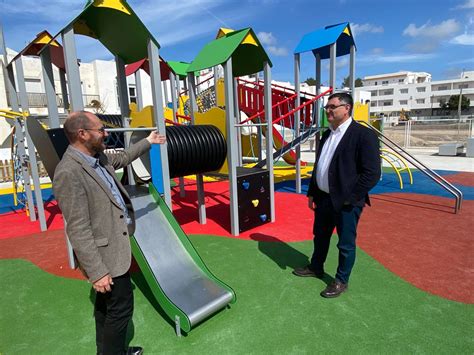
top-left (0, 0), bottom-right (464, 336)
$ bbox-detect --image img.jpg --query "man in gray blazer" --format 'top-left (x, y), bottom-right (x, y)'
top-left (53, 111), bottom-right (165, 355)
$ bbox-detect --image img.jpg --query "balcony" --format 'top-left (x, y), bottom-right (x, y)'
top-left (6, 92), bottom-right (100, 109)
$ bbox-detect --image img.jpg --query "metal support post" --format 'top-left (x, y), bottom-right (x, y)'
top-left (59, 69), bottom-right (69, 112)
top-left (314, 53), bottom-right (322, 154)
top-left (40, 48), bottom-right (60, 127)
top-left (329, 43), bottom-right (337, 91)
top-left (148, 39), bottom-right (171, 208)
top-left (224, 59), bottom-right (240, 235)
top-left (135, 70), bottom-right (144, 111)
top-left (294, 54), bottom-right (301, 193)
top-left (62, 26), bottom-right (84, 111)
top-left (263, 62), bottom-right (275, 222)
top-left (115, 55), bottom-right (135, 185)
top-left (233, 78), bottom-right (242, 166)
top-left (349, 45), bottom-right (356, 95)
top-left (187, 72), bottom-right (206, 223)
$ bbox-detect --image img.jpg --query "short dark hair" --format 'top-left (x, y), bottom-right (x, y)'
top-left (328, 92), bottom-right (354, 115)
top-left (63, 111), bottom-right (92, 143)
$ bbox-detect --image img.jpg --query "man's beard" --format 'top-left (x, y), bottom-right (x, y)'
top-left (85, 138), bottom-right (105, 154)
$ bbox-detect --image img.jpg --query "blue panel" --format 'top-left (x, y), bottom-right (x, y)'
top-left (294, 22), bottom-right (355, 58)
top-left (150, 144), bottom-right (164, 194)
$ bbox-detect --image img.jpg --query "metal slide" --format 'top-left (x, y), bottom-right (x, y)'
top-left (127, 184), bottom-right (236, 336)
top-left (26, 116), bottom-right (236, 335)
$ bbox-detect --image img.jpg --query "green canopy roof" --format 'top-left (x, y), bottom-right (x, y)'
top-left (58, 0), bottom-right (159, 64)
top-left (167, 61), bottom-right (199, 79)
top-left (187, 28), bottom-right (272, 77)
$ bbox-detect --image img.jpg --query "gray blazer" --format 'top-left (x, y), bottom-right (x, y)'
top-left (53, 140), bottom-right (151, 282)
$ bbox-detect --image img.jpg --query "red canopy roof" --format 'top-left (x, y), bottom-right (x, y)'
top-left (125, 57), bottom-right (173, 81)
top-left (10, 31), bottom-right (65, 70)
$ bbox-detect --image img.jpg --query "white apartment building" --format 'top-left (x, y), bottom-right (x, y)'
top-left (357, 70), bottom-right (474, 117)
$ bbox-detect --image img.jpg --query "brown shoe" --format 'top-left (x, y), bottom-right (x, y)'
top-left (320, 280), bottom-right (348, 298)
top-left (292, 266), bottom-right (324, 278)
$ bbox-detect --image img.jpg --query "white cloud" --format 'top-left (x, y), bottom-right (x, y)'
top-left (323, 57), bottom-right (349, 70)
top-left (451, 32), bottom-right (474, 45)
top-left (257, 31), bottom-right (288, 56)
top-left (257, 32), bottom-right (277, 46)
top-left (455, 0), bottom-right (474, 9)
top-left (359, 53), bottom-right (436, 64)
top-left (370, 48), bottom-right (384, 55)
top-left (351, 23), bottom-right (384, 36)
top-left (402, 19), bottom-right (464, 53)
top-left (447, 57), bottom-right (474, 65)
top-left (267, 46), bottom-right (288, 56)
top-left (403, 19), bottom-right (461, 39)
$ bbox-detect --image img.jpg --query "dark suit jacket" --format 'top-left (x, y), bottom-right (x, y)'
top-left (53, 140), bottom-right (151, 282)
top-left (307, 120), bottom-right (381, 211)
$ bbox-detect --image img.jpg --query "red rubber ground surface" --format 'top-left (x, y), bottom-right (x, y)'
top-left (1, 179), bottom-right (472, 303)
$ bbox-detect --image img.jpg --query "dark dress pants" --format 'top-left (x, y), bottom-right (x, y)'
top-left (310, 193), bottom-right (363, 284)
top-left (95, 272), bottom-right (133, 355)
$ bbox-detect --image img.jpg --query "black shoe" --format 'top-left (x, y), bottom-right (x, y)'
top-left (320, 280), bottom-right (348, 298)
top-left (126, 346), bottom-right (143, 355)
top-left (292, 266), bottom-right (324, 278)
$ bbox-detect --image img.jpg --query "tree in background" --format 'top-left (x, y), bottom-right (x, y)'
top-left (341, 76), bottom-right (363, 88)
top-left (441, 95), bottom-right (470, 111)
top-left (305, 77), bottom-right (317, 86)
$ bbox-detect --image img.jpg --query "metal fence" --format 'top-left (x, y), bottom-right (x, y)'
top-left (380, 118), bottom-right (474, 149)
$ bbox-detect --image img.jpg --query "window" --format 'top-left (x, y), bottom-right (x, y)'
top-left (437, 85), bottom-right (448, 91)
top-left (399, 100), bottom-right (408, 105)
top-left (371, 91), bottom-right (378, 97)
top-left (128, 86), bottom-right (137, 104)
top-left (374, 81), bottom-right (378, 86)
top-left (371, 101), bottom-right (377, 107)
top-left (458, 83), bottom-right (468, 89)
top-left (398, 79), bottom-right (404, 83)
top-left (417, 87), bottom-right (426, 92)
top-left (383, 101), bottom-right (392, 106)
top-left (416, 99), bottom-right (425, 104)
top-left (382, 80), bottom-right (389, 85)
top-left (383, 89), bottom-right (393, 95)
top-left (400, 88), bottom-right (408, 94)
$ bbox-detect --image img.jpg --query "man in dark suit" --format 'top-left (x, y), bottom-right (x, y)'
top-left (293, 93), bottom-right (381, 298)
top-left (53, 111), bottom-right (165, 354)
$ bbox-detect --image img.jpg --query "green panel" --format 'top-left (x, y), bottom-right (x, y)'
top-left (187, 28), bottom-right (272, 76)
top-left (231, 43), bottom-right (269, 77)
top-left (148, 183), bottom-right (236, 304)
top-left (80, 7), bottom-right (155, 63)
top-left (61, 2), bottom-right (159, 64)
top-left (320, 107), bottom-right (329, 128)
top-left (167, 61), bottom-right (199, 79)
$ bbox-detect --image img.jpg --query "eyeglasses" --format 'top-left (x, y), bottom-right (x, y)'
top-left (84, 126), bottom-right (106, 134)
top-left (324, 104), bottom-right (347, 111)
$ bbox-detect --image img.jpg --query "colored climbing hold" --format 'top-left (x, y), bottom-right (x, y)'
top-left (242, 180), bottom-right (250, 190)
top-left (252, 199), bottom-right (259, 207)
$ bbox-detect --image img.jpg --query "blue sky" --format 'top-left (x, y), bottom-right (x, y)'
top-left (1, 0), bottom-right (473, 86)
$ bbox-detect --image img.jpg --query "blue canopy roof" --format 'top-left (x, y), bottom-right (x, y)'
top-left (294, 22), bottom-right (356, 59)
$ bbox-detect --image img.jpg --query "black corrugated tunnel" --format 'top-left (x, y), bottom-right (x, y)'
top-left (130, 125), bottom-right (227, 182)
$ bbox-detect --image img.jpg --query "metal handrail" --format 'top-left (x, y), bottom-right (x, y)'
top-left (238, 77), bottom-right (318, 98)
top-left (362, 122), bottom-right (463, 213)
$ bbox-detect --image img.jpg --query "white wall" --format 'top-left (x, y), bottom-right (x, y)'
top-left (93, 60), bottom-right (120, 114)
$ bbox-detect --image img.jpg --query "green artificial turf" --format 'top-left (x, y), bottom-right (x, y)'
top-left (1, 235), bottom-right (473, 354)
